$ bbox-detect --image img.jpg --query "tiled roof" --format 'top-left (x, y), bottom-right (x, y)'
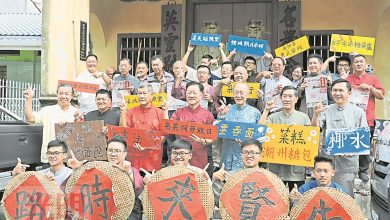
top-left (0, 13), bottom-right (41, 36)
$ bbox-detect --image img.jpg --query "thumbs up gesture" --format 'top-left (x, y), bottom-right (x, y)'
top-left (212, 163), bottom-right (231, 182)
top-left (289, 183), bottom-right (303, 201)
top-left (140, 168), bottom-right (156, 185)
top-left (11, 157), bottom-right (30, 177)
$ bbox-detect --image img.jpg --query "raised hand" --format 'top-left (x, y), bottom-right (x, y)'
top-left (289, 183), bottom-right (303, 201)
top-left (23, 84), bottom-right (34, 100)
top-left (11, 158), bottom-right (30, 176)
top-left (212, 163), bottom-right (231, 182)
top-left (67, 150), bottom-right (86, 169)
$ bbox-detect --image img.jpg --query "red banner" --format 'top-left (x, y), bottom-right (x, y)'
top-left (296, 190), bottom-right (351, 220)
top-left (67, 168), bottom-right (117, 219)
top-left (58, 80), bottom-right (99, 93)
top-left (107, 125), bottom-right (162, 150)
top-left (4, 176), bottom-right (52, 220)
top-left (147, 173), bottom-right (207, 220)
top-left (220, 172), bottom-right (288, 220)
top-left (160, 119), bottom-right (218, 139)
top-left (107, 125), bottom-right (163, 170)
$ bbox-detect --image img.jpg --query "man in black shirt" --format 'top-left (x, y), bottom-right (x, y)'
top-left (84, 89), bottom-right (120, 125)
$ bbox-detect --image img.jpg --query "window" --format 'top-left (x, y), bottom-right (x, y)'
top-left (0, 66), bottom-right (6, 80)
top-left (0, 50), bottom-right (20, 56)
top-left (301, 30), bottom-right (353, 73)
top-left (117, 34), bottom-right (161, 75)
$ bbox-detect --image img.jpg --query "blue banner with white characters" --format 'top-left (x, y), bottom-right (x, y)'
top-left (216, 120), bottom-right (268, 141)
top-left (325, 127), bottom-right (371, 155)
top-left (227, 35), bottom-right (268, 56)
top-left (190, 33), bottom-right (222, 47)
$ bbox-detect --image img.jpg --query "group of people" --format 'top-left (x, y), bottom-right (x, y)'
top-left (16, 41), bottom-right (385, 218)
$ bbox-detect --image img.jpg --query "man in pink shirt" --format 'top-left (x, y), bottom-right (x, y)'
top-left (347, 54), bottom-right (385, 182)
top-left (170, 81), bottom-right (214, 175)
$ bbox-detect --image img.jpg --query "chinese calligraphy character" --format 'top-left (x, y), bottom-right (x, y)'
top-left (232, 126), bottom-right (242, 137)
top-left (239, 182), bottom-right (275, 219)
top-left (350, 131), bottom-right (370, 149)
top-left (308, 199), bottom-right (342, 220)
top-left (279, 5), bottom-right (297, 28)
top-left (245, 128), bottom-right (255, 139)
top-left (16, 190), bottom-right (45, 219)
top-left (219, 124), bottom-right (228, 136)
top-left (158, 176), bottom-right (194, 220)
top-left (80, 174), bottom-right (111, 219)
top-left (163, 9), bottom-right (178, 31)
top-left (279, 128), bottom-right (290, 144)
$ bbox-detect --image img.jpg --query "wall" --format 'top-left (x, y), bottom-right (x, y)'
top-left (0, 51), bottom-right (41, 83)
top-left (89, 0), bottom-right (183, 71)
top-left (302, 0), bottom-right (390, 119)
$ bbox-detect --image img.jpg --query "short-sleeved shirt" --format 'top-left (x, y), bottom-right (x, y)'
top-left (39, 166), bottom-right (72, 186)
top-left (84, 109), bottom-right (120, 126)
top-left (348, 72), bottom-right (385, 126)
top-left (76, 71), bottom-right (107, 113)
top-left (261, 75), bottom-right (293, 96)
top-left (112, 74), bottom-right (142, 107)
top-left (266, 110), bottom-right (311, 181)
top-left (171, 105), bottom-right (214, 168)
top-left (318, 103), bottom-right (368, 173)
top-left (126, 105), bottom-right (164, 171)
top-left (220, 104), bottom-right (261, 171)
top-left (147, 71), bottom-right (174, 84)
top-left (34, 104), bottom-right (78, 163)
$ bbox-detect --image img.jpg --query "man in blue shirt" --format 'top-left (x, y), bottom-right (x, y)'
top-left (290, 155), bottom-right (345, 204)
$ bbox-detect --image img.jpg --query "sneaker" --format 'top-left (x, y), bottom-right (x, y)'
top-left (359, 172), bottom-right (369, 182)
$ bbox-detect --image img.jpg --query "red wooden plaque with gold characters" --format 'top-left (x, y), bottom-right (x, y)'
top-left (220, 168), bottom-right (289, 220)
top-left (2, 171), bottom-right (66, 220)
top-left (290, 187), bottom-right (365, 220)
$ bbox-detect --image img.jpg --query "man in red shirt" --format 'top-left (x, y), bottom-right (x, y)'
top-left (120, 82), bottom-right (168, 171)
top-left (347, 54), bottom-right (385, 182)
top-left (170, 81), bottom-right (214, 175)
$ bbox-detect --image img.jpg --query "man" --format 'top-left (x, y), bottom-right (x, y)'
top-left (298, 53), bottom-right (332, 118)
top-left (111, 58), bottom-right (142, 110)
top-left (135, 61), bottom-right (149, 82)
top-left (24, 83), bottom-right (78, 164)
top-left (70, 136), bottom-right (144, 220)
top-left (106, 66), bottom-right (117, 79)
top-left (348, 54), bottom-right (385, 182)
top-left (170, 60), bottom-right (190, 101)
top-left (170, 81), bottom-right (214, 174)
top-left (142, 139), bottom-right (211, 183)
top-left (216, 65), bottom-right (258, 107)
top-left (290, 155), bottom-right (346, 204)
top-left (84, 89), bottom-right (120, 126)
top-left (256, 57), bottom-right (293, 111)
top-left (197, 65), bottom-right (220, 117)
top-left (321, 56), bottom-right (351, 81)
top-left (213, 139), bottom-right (263, 206)
top-left (119, 82), bottom-right (168, 171)
top-left (76, 54), bottom-right (111, 113)
top-left (312, 79), bottom-right (368, 197)
top-left (243, 56), bottom-right (258, 83)
top-left (218, 83), bottom-right (261, 171)
top-left (260, 86), bottom-right (311, 191)
top-left (12, 139), bottom-right (72, 186)
top-left (147, 55), bottom-right (174, 92)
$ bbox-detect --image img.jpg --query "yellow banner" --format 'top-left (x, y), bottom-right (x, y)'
top-left (125, 93), bottom-right (167, 109)
top-left (330, 34), bottom-right (375, 56)
top-left (275, 36), bottom-right (310, 58)
top-left (261, 124), bottom-right (320, 167)
top-left (221, 82), bottom-right (260, 99)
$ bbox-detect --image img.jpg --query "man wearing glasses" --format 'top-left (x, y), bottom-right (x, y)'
top-left (212, 139), bottom-right (263, 207)
top-left (12, 139), bottom-right (72, 186)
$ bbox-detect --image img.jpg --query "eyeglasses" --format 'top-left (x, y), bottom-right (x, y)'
top-left (107, 149), bottom-right (125, 155)
top-left (46, 151), bottom-right (66, 157)
top-left (171, 152), bottom-right (190, 158)
top-left (242, 151), bottom-right (261, 157)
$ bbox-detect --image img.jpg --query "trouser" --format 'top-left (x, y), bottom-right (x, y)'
top-left (358, 125), bottom-right (375, 175)
top-left (334, 172), bottom-right (356, 198)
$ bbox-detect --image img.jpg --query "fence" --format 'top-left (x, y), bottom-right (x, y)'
top-left (0, 79), bottom-right (41, 121)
